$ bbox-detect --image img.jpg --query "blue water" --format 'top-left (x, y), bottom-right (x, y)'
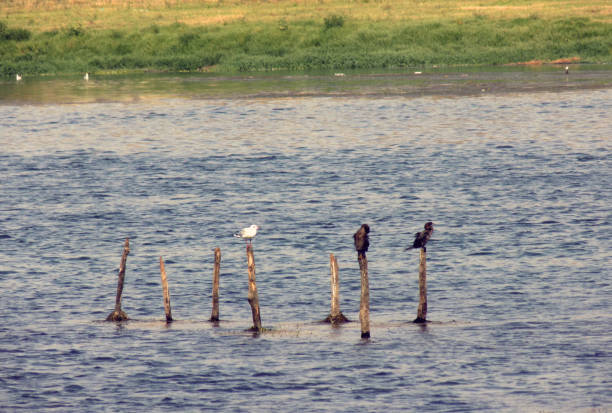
top-left (0, 83), bottom-right (611, 411)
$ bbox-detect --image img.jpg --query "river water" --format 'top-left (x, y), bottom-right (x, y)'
top-left (0, 71), bottom-right (611, 412)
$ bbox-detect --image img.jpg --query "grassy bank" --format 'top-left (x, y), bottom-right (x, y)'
top-left (1, 0), bottom-right (612, 76)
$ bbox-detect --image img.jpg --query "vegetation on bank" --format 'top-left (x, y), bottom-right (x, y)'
top-left (1, 0), bottom-right (612, 76)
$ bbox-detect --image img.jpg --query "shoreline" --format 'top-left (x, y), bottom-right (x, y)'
top-left (2, 66), bottom-right (612, 104)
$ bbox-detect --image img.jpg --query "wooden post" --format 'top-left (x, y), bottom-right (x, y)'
top-left (246, 244), bottom-right (262, 332)
top-left (106, 238), bottom-right (130, 322)
top-left (359, 253), bottom-right (370, 338)
top-left (324, 253), bottom-right (349, 324)
top-left (210, 247), bottom-right (221, 322)
top-left (159, 256), bottom-right (173, 323)
top-left (414, 248), bottom-right (427, 323)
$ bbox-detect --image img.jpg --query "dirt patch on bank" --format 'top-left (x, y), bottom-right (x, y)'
top-left (506, 57), bottom-right (582, 66)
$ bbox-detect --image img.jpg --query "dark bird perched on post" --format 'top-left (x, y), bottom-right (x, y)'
top-left (407, 222), bottom-right (434, 251)
top-left (353, 224), bottom-right (370, 256)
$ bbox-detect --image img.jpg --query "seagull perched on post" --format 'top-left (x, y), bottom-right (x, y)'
top-left (234, 225), bottom-right (260, 245)
top-left (406, 222), bottom-right (434, 252)
top-left (353, 224), bottom-right (370, 256)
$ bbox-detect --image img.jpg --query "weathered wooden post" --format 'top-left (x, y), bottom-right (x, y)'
top-left (159, 256), bottom-right (173, 323)
top-left (246, 244), bottom-right (262, 332)
top-left (324, 253), bottom-right (349, 324)
top-left (106, 238), bottom-right (130, 322)
top-left (354, 224), bottom-right (371, 339)
top-left (414, 248), bottom-right (427, 323)
top-left (358, 253), bottom-right (370, 338)
top-left (407, 222), bottom-right (433, 323)
top-left (210, 247), bottom-right (221, 323)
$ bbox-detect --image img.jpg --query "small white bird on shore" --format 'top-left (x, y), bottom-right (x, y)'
top-left (84, 72), bottom-right (89, 81)
top-left (16, 73), bottom-right (22, 81)
top-left (234, 225), bottom-right (260, 244)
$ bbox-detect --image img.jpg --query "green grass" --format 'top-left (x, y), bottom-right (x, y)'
top-left (1, 1), bottom-right (612, 76)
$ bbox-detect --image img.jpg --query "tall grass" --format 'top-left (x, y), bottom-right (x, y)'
top-left (3, 0), bottom-right (612, 29)
top-left (1, 0), bottom-right (611, 75)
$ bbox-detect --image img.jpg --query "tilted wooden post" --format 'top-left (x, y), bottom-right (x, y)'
top-left (359, 253), bottom-right (370, 338)
top-left (324, 253), bottom-right (349, 324)
top-left (414, 248), bottom-right (427, 323)
top-left (106, 238), bottom-right (130, 322)
top-left (246, 244), bottom-right (262, 332)
top-left (210, 247), bottom-right (221, 322)
top-left (159, 256), bottom-right (173, 323)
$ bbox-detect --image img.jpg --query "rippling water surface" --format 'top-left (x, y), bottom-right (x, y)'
top-left (0, 75), bottom-right (610, 412)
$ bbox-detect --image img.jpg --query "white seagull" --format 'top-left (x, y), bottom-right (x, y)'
top-left (234, 225), bottom-right (260, 244)
top-left (16, 74), bottom-right (22, 81)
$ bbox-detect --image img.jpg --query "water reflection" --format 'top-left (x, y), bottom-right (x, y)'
top-left (1, 66), bottom-right (612, 104)
top-left (0, 79), bottom-right (610, 412)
